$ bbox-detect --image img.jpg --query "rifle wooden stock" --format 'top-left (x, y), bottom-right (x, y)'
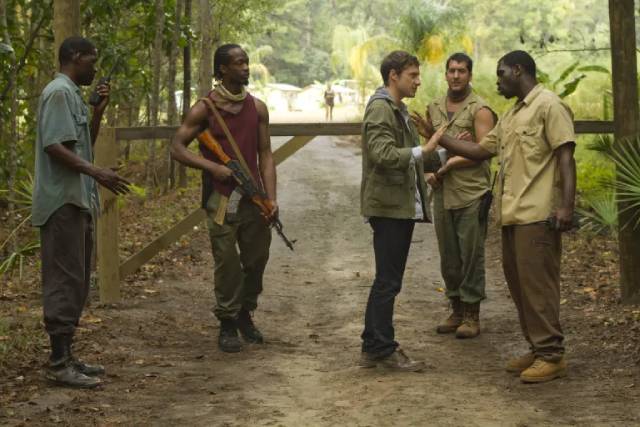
top-left (197, 129), bottom-right (274, 221)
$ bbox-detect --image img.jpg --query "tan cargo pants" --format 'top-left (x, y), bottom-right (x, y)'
top-left (501, 223), bottom-right (564, 361)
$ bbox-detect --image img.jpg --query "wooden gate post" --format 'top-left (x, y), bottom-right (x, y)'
top-left (609, 0), bottom-right (640, 304)
top-left (94, 127), bottom-right (121, 303)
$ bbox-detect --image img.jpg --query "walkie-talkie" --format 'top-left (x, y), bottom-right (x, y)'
top-left (89, 60), bottom-right (118, 106)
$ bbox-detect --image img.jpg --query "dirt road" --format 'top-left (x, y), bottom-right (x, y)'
top-left (3, 136), bottom-right (639, 426)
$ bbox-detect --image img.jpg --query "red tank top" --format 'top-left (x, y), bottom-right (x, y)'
top-left (200, 92), bottom-right (262, 208)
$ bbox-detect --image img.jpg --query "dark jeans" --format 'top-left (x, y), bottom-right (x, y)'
top-left (361, 217), bottom-right (415, 358)
top-left (40, 204), bottom-right (93, 337)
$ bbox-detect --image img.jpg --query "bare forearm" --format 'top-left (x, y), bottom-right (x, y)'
top-left (446, 156), bottom-right (479, 170)
top-left (90, 111), bottom-right (104, 146)
top-left (259, 152), bottom-right (277, 201)
top-left (559, 156), bottom-right (576, 210)
top-left (170, 141), bottom-right (219, 173)
top-left (45, 144), bottom-right (99, 177)
top-left (439, 134), bottom-right (493, 161)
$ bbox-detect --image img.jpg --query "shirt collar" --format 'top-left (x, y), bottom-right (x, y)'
top-left (521, 83), bottom-right (543, 106)
top-left (55, 72), bottom-right (81, 95)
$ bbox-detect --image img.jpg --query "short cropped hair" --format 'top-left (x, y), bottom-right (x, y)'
top-left (214, 43), bottom-right (244, 80)
top-left (58, 37), bottom-right (96, 65)
top-left (380, 51), bottom-right (420, 86)
top-left (446, 52), bottom-right (473, 73)
top-left (499, 50), bottom-right (536, 77)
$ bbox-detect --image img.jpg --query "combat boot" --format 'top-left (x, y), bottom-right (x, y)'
top-left (455, 302), bottom-right (480, 339)
top-left (436, 297), bottom-right (463, 334)
top-left (45, 359), bottom-right (102, 388)
top-left (45, 335), bottom-right (101, 388)
top-left (218, 318), bottom-right (243, 353)
top-left (237, 308), bottom-right (264, 344)
top-left (520, 357), bottom-right (567, 383)
top-left (65, 335), bottom-right (105, 376)
top-left (505, 352), bottom-right (535, 374)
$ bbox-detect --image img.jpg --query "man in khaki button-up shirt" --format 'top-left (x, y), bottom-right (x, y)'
top-left (429, 50), bottom-right (576, 384)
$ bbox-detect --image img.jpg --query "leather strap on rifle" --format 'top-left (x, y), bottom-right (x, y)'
top-left (199, 97), bottom-right (258, 187)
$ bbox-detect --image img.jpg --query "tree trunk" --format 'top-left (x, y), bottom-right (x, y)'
top-left (148, 0), bottom-right (165, 190)
top-left (197, 0), bottom-right (213, 98)
top-left (1, 0), bottom-right (18, 253)
top-left (609, 0), bottom-right (640, 304)
top-left (178, 0), bottom-right (192, 188)
top-left (166, 0), bottom-right (183, 191)
top-left (53, 0), bottom-right (80, 67)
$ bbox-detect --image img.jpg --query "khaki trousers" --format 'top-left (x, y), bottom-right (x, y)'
top-left (501, 224), bottom-right (564, 361)
top-left (206, 193), bottom-right (271, 320)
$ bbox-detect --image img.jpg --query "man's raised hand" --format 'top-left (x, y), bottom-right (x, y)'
top-left (410, 110), bottom-right (434, 138)
top-left (93, 167), bottom-right (131, 195)
top-left (422, 125), bottom-right (447, 155)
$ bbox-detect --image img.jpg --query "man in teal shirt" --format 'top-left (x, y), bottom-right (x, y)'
top-left (32, 36), bottom-right (130, 388)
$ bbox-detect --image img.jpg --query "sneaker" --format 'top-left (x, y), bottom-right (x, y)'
top-left (436, 297), bottom-right (463, 334)
top-left (45, 359), bottom-right (102, 388)
top-left (218, 319), bottom-right (243, 353)
top-left (237, 309), bottom-right (264, 344)
top-left (377, 349), bottom-right (425, 372)
top-left (70, 357), bottom-right (106, 377)
top-left (520, 357), bottom-right (567, 383)
top-left (505, 353), bottom-right (535, 374)
top-left (358, 352), bottom-right (377, 368)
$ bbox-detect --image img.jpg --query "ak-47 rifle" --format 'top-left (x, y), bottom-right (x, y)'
top-left (197, 129), bottom-right (296, 251)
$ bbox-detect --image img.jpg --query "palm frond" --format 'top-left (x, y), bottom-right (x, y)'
top-left (577, 193), bottom-right (618, 236)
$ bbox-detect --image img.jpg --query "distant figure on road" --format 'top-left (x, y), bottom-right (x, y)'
top-left (359, 50), bottom-right (445, 372)
top-left (171, 44), bottom-right (276, 354)
top-left (324, 83), bottom-right (335, 121)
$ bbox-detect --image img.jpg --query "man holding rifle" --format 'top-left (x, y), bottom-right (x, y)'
top-left (171, 44), bottom-right (276, 353)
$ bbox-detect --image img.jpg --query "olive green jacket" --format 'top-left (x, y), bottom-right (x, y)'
top-left (360, 93), bottom-right (431, 221)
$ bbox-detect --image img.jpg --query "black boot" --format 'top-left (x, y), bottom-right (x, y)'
top-left (218, 318), bottom-right (243, 353)
top-left (45, 335), bottom-right (101, 388)
top-left (237, 309), bottom-right (264, 344)
top-left (66, 336), bottom-right (105, 376)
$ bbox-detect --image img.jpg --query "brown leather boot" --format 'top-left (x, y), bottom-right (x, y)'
top-left (455, 302), bottom-right (480, 339)
top-left (505, 353), bottom-right (535, 374)
top-left (520, 357), bottom-right (567, 383)
top-left (436, 297), bottom-right (464, 334)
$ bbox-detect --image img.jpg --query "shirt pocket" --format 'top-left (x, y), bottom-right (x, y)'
top-left (72, 113), bottom-right (89, 155)
top-left (73, 112), bottom-right (89, 132)
top-left (515, 124), bottom-right (546, 162)
top-left (454, 118), bottom-right (473, 129)
top-left (431, 115), bottom-right (445, 130)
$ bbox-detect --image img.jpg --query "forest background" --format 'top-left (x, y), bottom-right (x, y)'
top-left (0, 0), bottom-right (631, 290)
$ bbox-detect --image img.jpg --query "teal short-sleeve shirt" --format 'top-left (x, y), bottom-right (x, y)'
top-left (31, 73), bottom-right (98, 226)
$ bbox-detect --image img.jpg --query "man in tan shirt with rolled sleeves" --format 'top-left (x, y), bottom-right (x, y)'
top-left (427, 50), bottom-right (576, 383)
